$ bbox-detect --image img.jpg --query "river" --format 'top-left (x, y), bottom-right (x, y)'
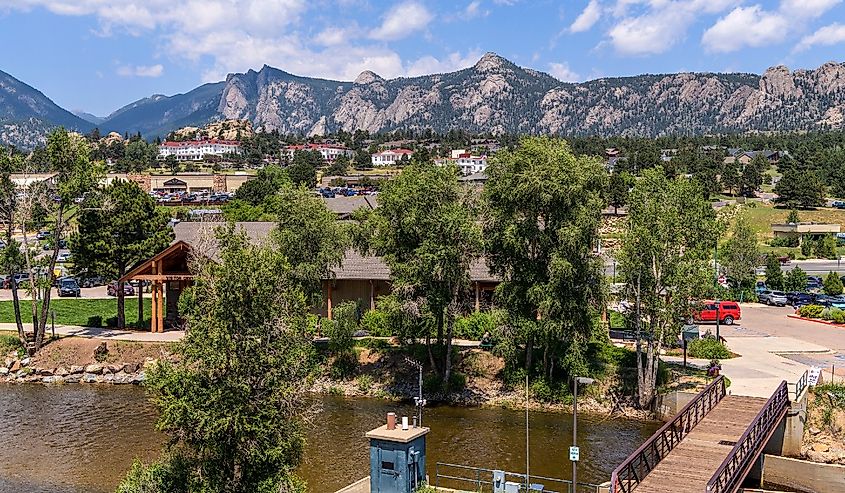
top-left (0, 384), bottom-right (660, 493)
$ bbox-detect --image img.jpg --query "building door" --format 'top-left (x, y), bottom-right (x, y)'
top-left (377, 447), bottom-right (402, 492)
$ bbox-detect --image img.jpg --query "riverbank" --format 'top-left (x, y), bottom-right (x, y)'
top-left (1, 333), bottom-right (709, 421)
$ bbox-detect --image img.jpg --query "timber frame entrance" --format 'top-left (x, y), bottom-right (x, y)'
top-left (121, 241), bottom-right (194, 332)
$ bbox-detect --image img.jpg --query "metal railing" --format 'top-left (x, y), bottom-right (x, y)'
top-left (434, 462), bottom-right (600, 493)
top-left (705, 380), bottom-right (790, 493)
top-left (792, 370), bottom-right (809, 401)
top-left (610, 376), bottom-right (727, 493)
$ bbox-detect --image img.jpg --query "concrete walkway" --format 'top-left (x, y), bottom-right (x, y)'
top-left (0, 323), bottom-right (184, 342)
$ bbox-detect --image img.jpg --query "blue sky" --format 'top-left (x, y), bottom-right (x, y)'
top-left (1, 0), bottom-right (844, 117)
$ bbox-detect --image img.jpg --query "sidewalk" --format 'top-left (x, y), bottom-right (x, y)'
top-left (0, 323), bottom-right (184, 342)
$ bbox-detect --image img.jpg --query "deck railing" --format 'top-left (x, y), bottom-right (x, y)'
top-left (792, 370), bottom-right (809, 401)
top-left (610, 375), bottom-right (727, 493)
top-left (705, 380), bottom-right (790, 493)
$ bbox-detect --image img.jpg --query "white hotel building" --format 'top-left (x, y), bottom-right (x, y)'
top-left (158, 139), bottom-right (242, 161)
top-left (283, 143), bottom-right (354, 162)
top-left (371, 149), bottom-right (414, 166)
top-left (455, 153), bottom-right (488, 176)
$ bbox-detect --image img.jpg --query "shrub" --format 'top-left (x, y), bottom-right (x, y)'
top-left (833, 310), bottom-right (845, 324)
top-left (823, 271), bottom-right (844, 295)
top-left (86, 315), bottom-right (103, 328)
top-left (360, 309), bottom-right (391, 337)
top-left (770, 236), bottom-right (798, 248)
top-left (688, 337), bottom-right (732, 360)
top-left (328, 350), bottom-right (358, 380)
top-left (0, 334), bottom-right (23, 355)
top-left (798, 304), bottom-right (825, 319)
top-left (354, 337), bottom-right (391, 351)
top-left (530, 378), bottom-right (554, 402)
top-left (454, 311), bottom-right (496, 340)
top-left (356, 374), bottom-right (373, 393)
top-left (326, 301), bottom-right (357, 354)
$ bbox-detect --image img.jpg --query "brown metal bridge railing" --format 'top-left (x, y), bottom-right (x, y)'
top-left (610, 375), bottom-right (727, 493)
top-left (705, 380), bottom-right (790, 493)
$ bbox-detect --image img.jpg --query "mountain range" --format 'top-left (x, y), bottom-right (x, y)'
top-left (2, 53), bottom-right (845, 148)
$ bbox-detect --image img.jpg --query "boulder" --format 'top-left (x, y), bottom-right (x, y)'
top-left (82, 373), bottom-right (98, 384)
top-left (809, 426), bottom-right (822, 435)
top-left (84, 364), bottom-right (103, 375)
top-left (93, 341), bottom-right (108, 361)
top-left (0, 367), bottom-right (8, 375)
top-left (37, 368), bottom-right (54, 376)
top-left (55, 367), bottom-right (69, 377)
top-left (122, 362), bottom-right (140, 373)
top-left (102, 373), bottom-right (115, 384)
top-left (42, 375), bottom-right (64, 384)
top-left (107, 364), bottom-right (123, 374)
top-left (9, 360), bottom-right (20, 372)
top-left (64, 374), bottom-right (81, 384)
top-left (131, 371), bottom-right (146, 384)
top-left (69, 365), bottom-right (84, 374)
top-left (813, 443), bottom-right (830, 453)
top-left (20, 357), bottom-right (31, 367)
top-left (142, 358), bottom-right (158, 369)
top-left (112, 372), bottom-right (131, 384)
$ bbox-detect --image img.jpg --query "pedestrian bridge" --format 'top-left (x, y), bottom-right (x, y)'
top-left (611, 374), bottom-right (800, 493)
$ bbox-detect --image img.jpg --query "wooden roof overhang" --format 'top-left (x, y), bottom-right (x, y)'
top-left (120, 241), bottom-right (195, 283)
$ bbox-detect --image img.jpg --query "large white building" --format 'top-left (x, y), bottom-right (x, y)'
top-left (455, 153), bottom-right (488, 176)
top-left (284, 143), bottom-right (354, 162)
top-left (371, 148), bottom-right (413, 166)
top-left (158, 139), bottom-right (242, 161)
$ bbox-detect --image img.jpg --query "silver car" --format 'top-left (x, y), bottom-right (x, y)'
top-left (761, 290), bottom-right (788, 306)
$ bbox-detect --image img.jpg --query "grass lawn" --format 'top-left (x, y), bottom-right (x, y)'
top-left (744, 205), bottom-right (845, 239)
top-left (0, 298), bottom-right (152, 328)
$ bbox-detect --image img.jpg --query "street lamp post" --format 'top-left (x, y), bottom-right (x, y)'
top-left (572, 376), bottom-right (594, 493)
top-left (715, 299), bottom-right (721, 342)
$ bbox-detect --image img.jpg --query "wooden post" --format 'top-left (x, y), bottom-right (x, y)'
top-left (327, 281), bottom-right (333, 320)
top-left (150, 283), bottom-right (158, 333)
top-left (157, 282), bottom-right (164, 332)
top-left (138, 283), bottom-right (143, 330)
top-left (474, 282), bottom-right (481, 312)
top-left (369, 280), bottom-right (375, 310)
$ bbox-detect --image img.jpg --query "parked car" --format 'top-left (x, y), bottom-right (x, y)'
top-left (36, 231), bottom-right (51, 240)
top-left (693, 301), bottom-right (741, 325)
top-left (57, 277), bottom-right (81, 297)
top-left (3, 272), bottom-right (30, 288)
top-left (107, 281), bottom-right (135, 296)
top-left (814, 295), bottom-right (845, 309)
top-left (787, 292), bottom-right (815, 307)
top-left (807, 279), bottom-right (822, 291)
top-left (42, 239), bottom-right (67, 250)
top-left (755, 281), bottom-right (767, 294)
top-left (79, 275), bottom-right (105, 288)
top-left (759, 290), bottom-right (788, 306)
top-left (833, 200), bottom-right (845, 209)
top-left (56, 252), bottom-right (72, 263)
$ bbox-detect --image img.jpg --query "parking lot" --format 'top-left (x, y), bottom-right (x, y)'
top-left (724, 303), bottom-right (845, 351)
top-left (0, 285), bottom-right (111, 301)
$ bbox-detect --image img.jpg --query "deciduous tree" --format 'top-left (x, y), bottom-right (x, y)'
top-left (784, 266), bottom-right (807, 293)
top-left (70, 180), bottom-right (173, 329)
top-left (723, 213), bottom-right (758, 289)
top-left (619, 168), bottom-right (716, 408)
top-left (764, 254), bottom-right (784, 290)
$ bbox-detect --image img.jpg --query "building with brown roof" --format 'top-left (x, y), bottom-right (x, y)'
top-left (122, 222), bottom-right (499, 331)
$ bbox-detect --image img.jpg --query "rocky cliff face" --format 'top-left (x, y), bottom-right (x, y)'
top-left (6, 54), bottom-right (845, 148)
top-left (120, 53), bottom-right (842, 138)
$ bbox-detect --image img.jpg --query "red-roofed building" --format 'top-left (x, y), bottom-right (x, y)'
top-left (158, 139), bottom-right (242, 161)
top-left (371, 148), bottom-right (413, 166)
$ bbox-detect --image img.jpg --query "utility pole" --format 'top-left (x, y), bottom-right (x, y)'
top-left (572, 376), bottom-right (595, 493)
top-left (405, 357), bottom-right (425, 426)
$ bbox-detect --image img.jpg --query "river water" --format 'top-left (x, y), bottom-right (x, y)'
top-left (0, 384), bottom-right (659, 493)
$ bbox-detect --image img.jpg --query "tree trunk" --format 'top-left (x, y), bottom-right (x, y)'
top-left (5, 222), bottom-right (25, 346)
top-left (525, 333), bottom-right (534, 373)
top-left (442, 302), bottom-right (457, 388)
top-left (138, 282), bottom-right (144, 329)
top-left (435, 308), bottom-right (444, 346)
top-left (36, 205), bottom-right (65, 351)
top-left (117, 266), bottom-right (126, 330)
top-left (425, 332), bottom-right (438, 377)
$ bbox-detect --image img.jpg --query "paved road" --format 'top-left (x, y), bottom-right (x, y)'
top-left (0, 285), bottom-right (111, 301)
top-left (605, 257), bottom-right (845, 278)
top-left (0, 323), bottom-right (183, 342)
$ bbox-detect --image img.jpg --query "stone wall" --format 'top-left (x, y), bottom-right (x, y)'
top-left (761, 455), bottom-right (845, 493)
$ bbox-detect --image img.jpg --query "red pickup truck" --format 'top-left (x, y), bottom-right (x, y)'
top-left (694, 301), bottom-right (741, 325)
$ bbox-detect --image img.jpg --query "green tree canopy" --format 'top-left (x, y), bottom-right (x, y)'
top-left (784, 266), bottom-right (807, 293)
top-left (823, 271), bottom-right (844, 295)
top-left (607, 171), bottom-right (634, 214)
top-left (619, 167), bottom-right (716, 408)
top-left (773, 169), bottom-right (826, 209)
top-left (484, 137), bottom-right (607, 381)
top-left (722, 213), bottom-right (759, 289)
top-left (70, 180), bottom-right (173, 329)
top-left (764, 254), bottom-right (784, 290)
top-left (119, 228), bottom-right (314, 493)
top-left (326, 154), bottom-right (350, 177)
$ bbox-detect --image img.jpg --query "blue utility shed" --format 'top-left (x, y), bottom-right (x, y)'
top-left (366, 423), bottom-right (429, 493)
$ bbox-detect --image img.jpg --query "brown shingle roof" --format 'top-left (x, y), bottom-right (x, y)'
top-left (173, 221), bottom-right (276, 260)
top-left (321, 195), bottom-right (377, 216)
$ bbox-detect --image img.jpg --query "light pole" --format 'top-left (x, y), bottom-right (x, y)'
top-left (572, 376), bottom-right (595, 493)
top-left (715, 299), bottom-right (721, 342)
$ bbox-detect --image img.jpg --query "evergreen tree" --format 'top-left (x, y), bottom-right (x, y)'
top-left (723, 214), bottom-right (758, 289)
top-left (764, 254), bottom-right (784, 290)
top-left (607, 171), bottom-right (634, 214)
top-left (774, 169), bottom-right (825, 209)
top-left (823, 271), bottom-right (844, 295)
top-left (786, 209), bottom-right (800, 224)
top-left (326, 154), bottom-right (349, 177)
top-left (784, 266), bottom-right (807, 293)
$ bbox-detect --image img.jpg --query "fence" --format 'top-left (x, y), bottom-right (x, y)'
top-left (610, 375), bottom-right (727, 493)
top-left (434, 462), bottom-right (600, 493)
top-left (705, 380), bottom-right (790, 493)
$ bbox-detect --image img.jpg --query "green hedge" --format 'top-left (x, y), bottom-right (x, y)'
top-left (688, 337), bottom-right (732, 360)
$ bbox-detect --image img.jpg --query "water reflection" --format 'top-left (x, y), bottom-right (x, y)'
top-left (0, 385), bottom-right (659, 493)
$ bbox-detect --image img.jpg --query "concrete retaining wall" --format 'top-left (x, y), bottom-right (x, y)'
top-left (761, 455), bottom-right (845, 493)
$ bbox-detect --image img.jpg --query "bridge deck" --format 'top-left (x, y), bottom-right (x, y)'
top-left (634, 395), bottom-right (768, 493)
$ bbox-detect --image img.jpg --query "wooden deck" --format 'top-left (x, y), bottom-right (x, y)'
top-left (634, 395), bottom-right (769, 493)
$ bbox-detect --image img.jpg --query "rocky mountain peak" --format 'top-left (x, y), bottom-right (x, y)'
top-left (760, 65), bottom-right (798, 98)
top-left (354, 70), bottom-right (384, 85)
top-left (474, 52), bottom-right (508, 73)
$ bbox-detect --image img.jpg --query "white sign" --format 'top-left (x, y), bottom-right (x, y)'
top-left (569, 446), bottom-right (580, 462)
top-left (808, 367), bottom-right (822, 387)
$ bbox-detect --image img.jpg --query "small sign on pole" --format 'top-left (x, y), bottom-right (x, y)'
top-left (808, 367), bottom-right (822, 387)
top-left (569, 446), bottom-right (580, 462)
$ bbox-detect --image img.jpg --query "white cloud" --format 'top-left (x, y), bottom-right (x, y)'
top-left (313, 25), bottom-right (360, 46)
top-left (369, 2), bottom-right (433, 41)
top-left (548, 62), bottom-right (580, 82)
top-left (795, 22), bottom-right (845, 51)
top-left (117, 64), bottom-right (164, 77)
top-left (570, 0), bottom-right (602, 33)
top-left (406, 50), bottom-right (483, 76)
top-left (780, 0), bottom-right (841, 18)
top-left (605, 0), bottom-right (738, 55)
top-left (463, 1), bottom-right (489, 19)
top-left (702, 5), bottom-right (790, 52)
